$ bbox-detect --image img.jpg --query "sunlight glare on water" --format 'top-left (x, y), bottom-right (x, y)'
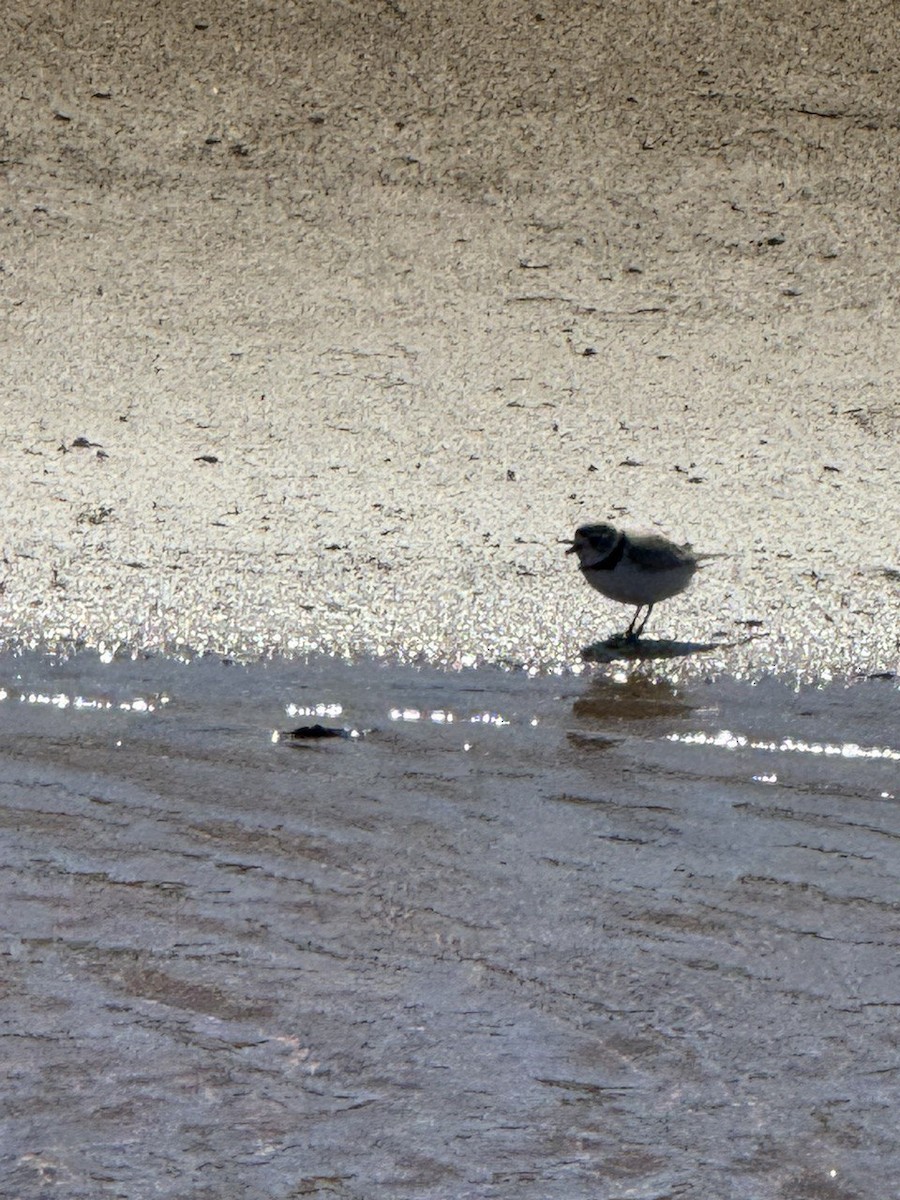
top-left (667, 728), bottom-right (900, 761)
top-left (386, 706), bottom-right (516, 728)
top-left (4, 688), bottom-right (169, 712)
top-left (285, 701), bottom-right (344, 718)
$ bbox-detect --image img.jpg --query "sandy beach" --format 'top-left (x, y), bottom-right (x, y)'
top-left (1, 0), bottom-right (897, 678)
top-left (1, 2), bottom-right (899, 1197)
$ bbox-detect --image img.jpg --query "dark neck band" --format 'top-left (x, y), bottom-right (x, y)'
top-left (590, 533), bottom-right (626, 571)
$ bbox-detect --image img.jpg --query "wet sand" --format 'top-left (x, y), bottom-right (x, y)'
top-left (2, 650), bottom-right (899, 1198)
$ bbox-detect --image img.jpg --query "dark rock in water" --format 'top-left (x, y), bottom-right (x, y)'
top-left (285, 723), bottom-right (355, 740)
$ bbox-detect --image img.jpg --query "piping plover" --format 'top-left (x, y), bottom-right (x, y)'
top-left (566, 522), bottom-right (715, 640)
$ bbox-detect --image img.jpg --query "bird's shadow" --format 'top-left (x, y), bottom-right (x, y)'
top-left (580, 633), bottom-right (728, 663)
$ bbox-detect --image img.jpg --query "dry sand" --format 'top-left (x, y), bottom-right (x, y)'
top-left (1, 0), bottom-right (897, 678)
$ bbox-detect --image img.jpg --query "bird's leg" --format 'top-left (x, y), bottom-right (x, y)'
top-left (624, 606), bottom-right (644, 641)
top-left (633, 604), bottom-right (654, 640)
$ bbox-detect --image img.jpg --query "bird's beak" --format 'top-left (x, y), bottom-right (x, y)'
top-left (563, 542), bottom-right (576, 555)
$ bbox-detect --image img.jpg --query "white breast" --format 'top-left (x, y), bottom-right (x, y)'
top-left (581, 558), bottom-right (696, 606)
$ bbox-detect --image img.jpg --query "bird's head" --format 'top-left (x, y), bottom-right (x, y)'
top-left (565, 522), bottom-right (620, 564)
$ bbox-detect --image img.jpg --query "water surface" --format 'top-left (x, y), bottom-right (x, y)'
top-left (2, 651), bottom-right (898, 1199)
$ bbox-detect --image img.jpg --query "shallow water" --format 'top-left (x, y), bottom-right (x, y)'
top-left (2, 650), bottom-right (898, 1199)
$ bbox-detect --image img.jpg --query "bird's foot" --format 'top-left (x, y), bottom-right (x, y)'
top-left (605, 629), bottom-right (640, 648)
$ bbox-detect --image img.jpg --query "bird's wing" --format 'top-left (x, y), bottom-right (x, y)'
top-left (627, 535), bottom-right (695, 571)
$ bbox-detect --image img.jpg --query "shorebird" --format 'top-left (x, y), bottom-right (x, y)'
top-left (566, 522), bottom-right (716, 640)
